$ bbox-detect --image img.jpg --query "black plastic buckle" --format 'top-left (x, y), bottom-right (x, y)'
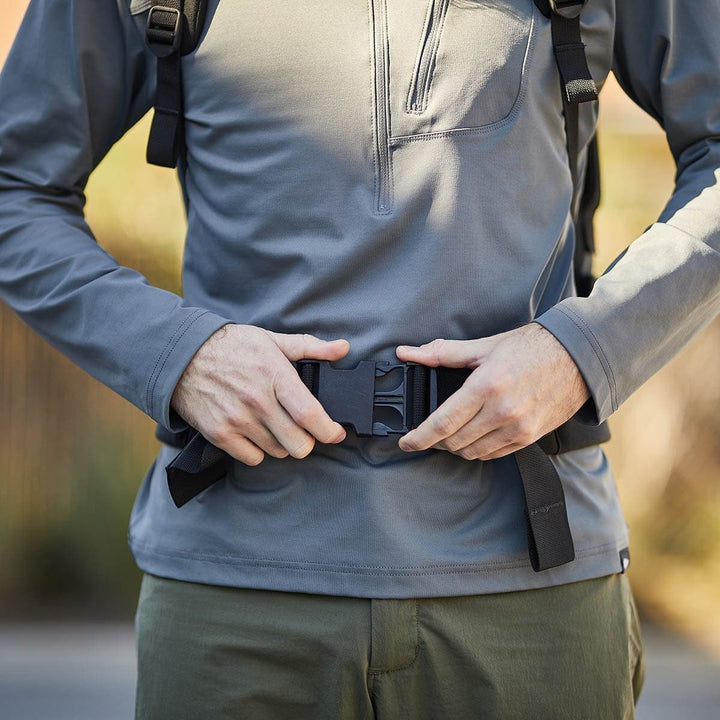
top-left (549, 0), bottom-right (584, 19)
top-left (146, 6), bottom-right (183, 57)
top-left (297, 361), bottom-right (436, 437)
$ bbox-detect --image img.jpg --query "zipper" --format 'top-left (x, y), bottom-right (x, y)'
top-left (406, 0), bottom-right (451, 114)
top-left (369, 0), bottom-right (393, 214)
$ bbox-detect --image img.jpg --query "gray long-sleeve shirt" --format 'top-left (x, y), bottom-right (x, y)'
top-left (0, 0), bottom-right (718, 597)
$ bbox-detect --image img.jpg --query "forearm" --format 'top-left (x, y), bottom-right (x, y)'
top-left (537, 0), bottom-right (720, 424)
top-left (537, 214), bottom-right (720, 423)
top-left (0, 186), bottom-right (232, 428)
top-left (0, 0), bottom-right (232, 429)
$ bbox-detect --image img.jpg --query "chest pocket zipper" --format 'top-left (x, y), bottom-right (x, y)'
top-left (406, 0), bottom-right (451, 114)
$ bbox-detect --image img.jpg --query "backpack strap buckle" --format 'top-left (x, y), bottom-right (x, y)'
top-left (146, 6), bottom-right (183, 57)
top-left (549, 0), bottom-right (584, 19)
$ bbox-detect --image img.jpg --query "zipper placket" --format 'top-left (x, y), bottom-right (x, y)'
top-left (369, 0), bottom-right (393, 214)
top-left (406, 0), bottom-right (451, 114)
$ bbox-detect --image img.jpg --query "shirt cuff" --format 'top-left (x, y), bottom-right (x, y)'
top-left (534, 305), bottom-right (616, 425)
top-left (146, 310), bottom-right (233, 431)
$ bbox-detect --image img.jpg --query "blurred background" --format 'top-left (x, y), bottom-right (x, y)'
top-left (1, 0), bottom-right (719, 713)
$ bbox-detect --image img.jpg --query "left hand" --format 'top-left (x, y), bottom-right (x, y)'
top-left (396, 323), bottom-right (590, 460)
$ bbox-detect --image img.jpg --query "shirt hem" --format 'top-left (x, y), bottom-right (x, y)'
top-left (128, 537), bottom-right (629, 599)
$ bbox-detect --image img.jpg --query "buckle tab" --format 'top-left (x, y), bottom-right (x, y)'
top-left (549, 0), bottom-right (584, 19)
top-left (146, 6), bottom-right (183, 57)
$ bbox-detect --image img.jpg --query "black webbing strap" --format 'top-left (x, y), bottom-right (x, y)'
top-left (551, 11), bottom-right (597, 214)
top-left (515, 444), bottom-right (574, 570)
top-left (164, 431), bottom-right (230, 507)
top-left (147, 53), bottom-right (183, 167)
top-left (546, 4), bottom-right (598, 213)
top-left (575, 133), bottom-right (600, 296)
top-left (534, 0), bottom-right (599, 295)
top-left (146, 1), bottom-right (185, 168)
top-left (407, 364), bottom-right (431, 429)
top-left (406, 365), bottom-right (577, 571)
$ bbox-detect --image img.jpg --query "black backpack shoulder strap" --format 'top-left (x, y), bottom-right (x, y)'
top-left (534, 0), bottom-right (600, 296)
top-left (145, 1), bottom-right (210, 168)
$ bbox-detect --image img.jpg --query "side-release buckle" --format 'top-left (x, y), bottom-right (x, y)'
top-left (146, 6), bottom-right (183, 57)
top-left (294, 360), bottom-right (436, 437)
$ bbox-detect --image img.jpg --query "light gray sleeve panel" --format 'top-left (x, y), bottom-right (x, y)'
top-left (537, 0), bottom-right (720, 424)
top-left (0, 0), bottom-right (231, 431)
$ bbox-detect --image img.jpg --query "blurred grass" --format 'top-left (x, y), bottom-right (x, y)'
top-left (0, 6), bottom-right (718, 653)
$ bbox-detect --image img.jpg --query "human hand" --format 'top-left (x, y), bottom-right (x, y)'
top-left (395, 323), bottom-right (590, 460)
top-left (170, 324), bottom-right (349, 466)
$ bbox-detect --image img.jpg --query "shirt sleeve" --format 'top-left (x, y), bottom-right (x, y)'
top-left (535, 0), bottom-right (720, 424)
top-left (0, 0), bottom-right (232, 431)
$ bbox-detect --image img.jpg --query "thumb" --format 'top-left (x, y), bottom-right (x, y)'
top-left (268, 331), bottom-right (350, 362)
top-left (396, 338), bottom-right (486, 368)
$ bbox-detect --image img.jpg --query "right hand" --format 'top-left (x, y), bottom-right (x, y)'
top-left (170, 324), bottom-right (350, 466)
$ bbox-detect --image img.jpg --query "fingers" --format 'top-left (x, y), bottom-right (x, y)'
top-left (219, 435), bottom-right (266, 466)
top-left (264, 400), bottom-right (331, 459)
top-left (268, 331), bottom-right (350, 363)
top-left (396, 338), bottom-right (484, 369)
top-left (273, 365), bottom-right (347, 446)
top-left (398, 381), bottom-right (481, 452)
top-left (243, 423), bottom-right (291, 460)
top-left (439, 428), bottom-right (526, 462)
top-left (430, 410), bottom-right (496, 455)
top-left (264, 331), bottom-right (349, 444)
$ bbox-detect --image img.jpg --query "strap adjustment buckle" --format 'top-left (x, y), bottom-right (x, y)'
top-left (549, 0), bottom-right (584, 19)
top-left (295, 360), bottom-right (436, 437)
top-left (146, 6), bottom-right (183, 57)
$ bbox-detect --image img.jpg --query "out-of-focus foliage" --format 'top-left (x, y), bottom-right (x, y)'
top-left (0, 3), bottom-right (718, 654)
top-left (595, 80), bottom-right (720, 656)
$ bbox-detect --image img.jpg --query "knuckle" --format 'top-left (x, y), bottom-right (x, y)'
top-left (301, 333), bottom-right (317, 352)
top-left (443, 435), bottom-right (464, 452)
top-left (514, 424), bottom-right (536, 447)
top-left (459, 447), bottom-right (477, 461)
top-left (207, 424), bottom-right (234, 448)
top-left (296, 405), bottom-right (323, 428)
top-left (242, 391), bottom-right (267, 414)
top-left (427, 338), bottom-right (447, 364)
top-left (485, 373), bottom-right (510, 399)
top-left (494, 403), bottom-right (520, 425)
top-left (462, 374), bottom-right (482, 397)
top-left (434, 414), bottom-right (460, 437)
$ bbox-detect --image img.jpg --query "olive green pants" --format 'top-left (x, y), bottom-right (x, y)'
top-left (135, 573), bottom-right (645, 720)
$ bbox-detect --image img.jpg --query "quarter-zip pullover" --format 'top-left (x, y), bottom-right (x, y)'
top-left (0, 0), bottom-right (718, 596)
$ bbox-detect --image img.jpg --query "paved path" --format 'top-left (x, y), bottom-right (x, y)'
top-left (635, 624), bottom-right (720, 720)
top-left (0, 621), bottom-right (718, 719)
top-left (0, 624), bottom-right (136, 720)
